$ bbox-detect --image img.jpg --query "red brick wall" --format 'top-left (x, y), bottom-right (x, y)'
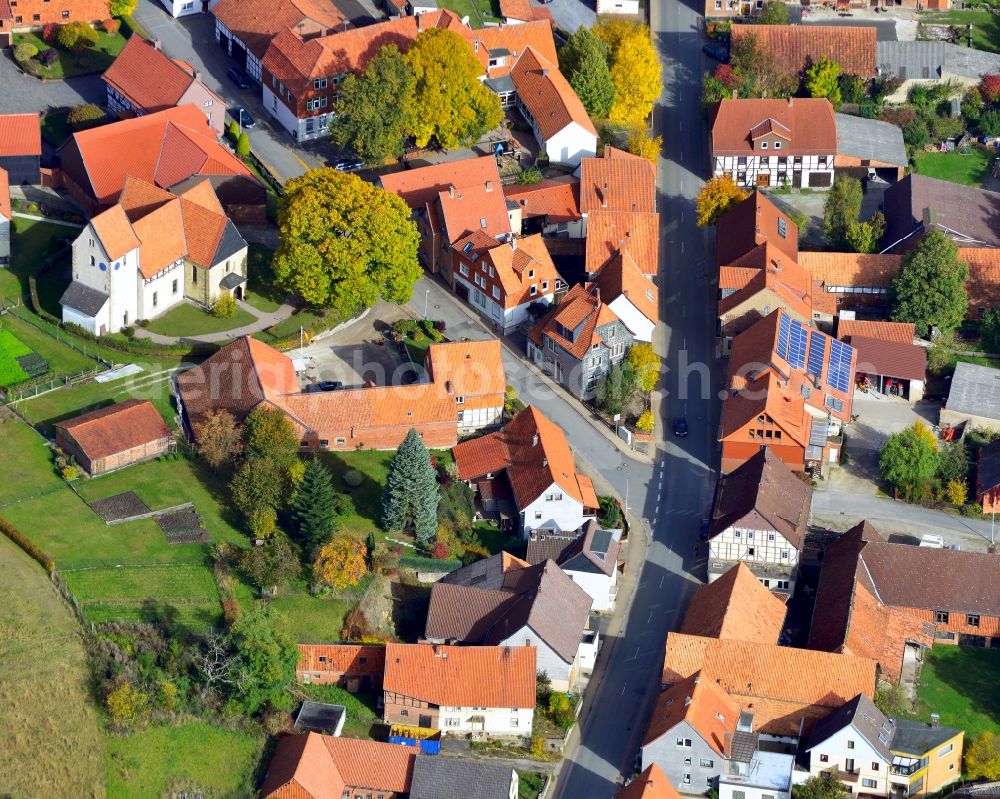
top-left (721, 440), bottom-right (805, 473)
top-left (383, 691), bottom-right (439, 728)
top-left (303, 421), bottom-right (457, 452)
top-left (902, 606), bottom-right (1000, 643)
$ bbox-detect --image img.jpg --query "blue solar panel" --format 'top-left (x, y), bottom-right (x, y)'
top-left (776, 314), bottom-right (790, 361)
top-left (828, 339), bottom-right (853, 394)
top-left (787, 320), bottom-right (808, 369)
top-left (807, 331), bottom-right (826, 378)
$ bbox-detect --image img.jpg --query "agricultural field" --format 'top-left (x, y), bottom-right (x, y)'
top-left (0, 535), bottom-right (105, 798)
top-left (0, 327), bottom-right (48, 387)
top-left (1, 311), bottom-right (95, 375)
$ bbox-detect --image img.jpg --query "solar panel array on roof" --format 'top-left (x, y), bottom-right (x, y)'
top-left (590, 529), bottom-right (613, 559)
top-left (807, 331), bottom-right (826, 378)
top-left (828, 339), bottom-right (853, 393)
top-left (825, 394), bottom-right (844, 414)
top-left (776, 313), bottom-right (791, 360)
top-left (788, 320), bottom-right (808, 370)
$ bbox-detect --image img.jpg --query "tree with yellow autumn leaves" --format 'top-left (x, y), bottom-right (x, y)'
top-left (313, 533), bottom-right (368, 591)
top-left (593, 18), bottom-right (662, 125)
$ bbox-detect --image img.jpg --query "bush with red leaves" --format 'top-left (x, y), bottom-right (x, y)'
top-left (981, 74), bottom-right (1000, 103)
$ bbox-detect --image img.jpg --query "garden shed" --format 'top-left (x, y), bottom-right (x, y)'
top-left (55, 398), bottom-right (172, 476)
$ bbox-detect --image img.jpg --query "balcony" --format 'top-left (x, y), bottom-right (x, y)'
top-left (821, 768), bottom-right (859, 783)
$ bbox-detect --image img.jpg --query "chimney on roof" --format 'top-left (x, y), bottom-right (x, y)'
top-left (731, 89), bottom-right (737, 100)
top-left (416, 11), bottom-right (422, 29)
top-left (541, 68), bottom-right (549, 77)
top-left (448, 184), bottom-right (455, 199)
top-left (193, 68), bottom-right (201, 81)
top-left (510, 237), bottom-right (517, 251)
top-left (486, 180), bottom-right (494, 192)
top-left (445, 379), bottom-right (454, 396)
top-left (532, 433), bottom-right (539, 446)
top-left (788, 97), bottom-right (794, 107)
top-left (684, 696), bottom-right (692, 706)
top-left (931, 713), bottom-right (940, 727)
top-left (542, 457), bottom-right (548, 467)
top-left (153, 38), bottom-right (162, 50)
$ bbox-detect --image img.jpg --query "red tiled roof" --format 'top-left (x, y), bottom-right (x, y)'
top-left (961, 248), bottom-right (1000, 311)
top-left (585, 209), bottom-right (659, 277)
top-left (60, 106), bottom-right (256, 206)
top-left (680, 563), bottom-right (788, 643)
top-left (579, 148), bottom-right (656, 214)
top-left (846, 335), bottom-right (927, 382)
top-left (500, 0), bottom-right (533, 20)
top-left (213, 0), bottom-right (347, 60)
top-left (102, 36), bottom-right (221, 115)
top-left (296, 643), bottom-right (386, 676)
top-left (644, 671), bottom-right (741, 755)
top-left (716, 191), bottom-right (799, 268)
top-left (0, 168), bottom-right (9, 221)
top-left (510, 47), bottom-right (596, 140)
top-left (836, 319), bottom-right (914, 344)
top-left (381, 155), bottom-right (501, 210)
top-left (712, 98), bottom-right (837, 157)
top-left (0, 113), bottom-right (41, 157)
top-left (454, 405), bottom-right (598, 509)
top-left (55, 399), bottom-right (170, 462)
top-left (618, 765), bottom-right (681, 799)
top-left (437, 179), bottom-right (511, 245)
top-left (731, 24), bottom-right (876, 78)
top-left (504, 175), bottom-right (581, 223)
top-left (591, 249), bottom-right (658, 328)
top-left (460, 19), bottom-right (558, 79)
top-left (383, 643), bottom-right (536, 708)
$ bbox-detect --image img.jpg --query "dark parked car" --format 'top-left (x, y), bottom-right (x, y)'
top-left (227, 66), bottom-right (252, 90)
top-left (317, 380), bottom-right (343, 391)
top-left (230, 107), bottom-right (255, 129)
top-left (673, 415), bottom-right (689, 437)
top-left (702, 43), bottom-right (730, 63)
top-left (334, 159), bottom-right (364, 172)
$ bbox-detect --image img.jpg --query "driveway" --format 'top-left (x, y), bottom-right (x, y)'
top-left (0, 51), bottom-right (105, 114)
top-left (540, 0), bottom-right (595, 35)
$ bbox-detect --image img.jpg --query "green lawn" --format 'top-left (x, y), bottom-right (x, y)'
top-left (474, 520), bottom-right (521, 555)
top-left (0, 418), bottom-right (61, 505)
top-left (296, 683), bottom-right (381, 737)
top-left (319, 449), bottom-right (396, 536)
top-left (244, 244), bottom-right (283, 313)
top-left (144, 302), bottom-right (256, 337)
top-left (1, 311), bottom-right (97, 376)
top-left (436, 0), bottom-right (499, 26)
top-left (105, 722), bottom-right (264, 799)
top-left (14, 29), bottom-right (128, 79)
top-left (910, 645), bottom-right (1000, 740)
top-left (0, 217), bottom-right (77, 305)
top-left (404, 334), bottom-right (433, 365)
top-left (0, 328), bottom-right (32, 386)
top-left (40, 108), bottom-right (73, 148)
top-left (269, 579), bottom-right (351, 643)
top-left (920, 10), bottom-right (1000, 53)
top-left (915, 147), bottom-right (993, 187)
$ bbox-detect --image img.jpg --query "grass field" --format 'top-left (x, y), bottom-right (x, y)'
top-left (245, 244), bottom-right (283, 313)
top-left (296, 683), bottom-right (381, 737)
top-left (1, 311), bottom-right (95, 375)
top-left (105, 722), bottom-right (264, 799)
top-left (920, 10), bottom-right (1000, 53)
top-left (0, 327), bottom-right (33, 386)
top-left (0, 535), bottom-right (105, 798)
top-left (0, 417), bottom-right (61, 505)
top-left (144, 302), bottom-right (256, 337)
top-left (14, 28), bottom-right (127, 79)
top-left (269, 579), bottom-right (351, 643)
top-left (910, 645), bottom-right (1000, 740)
top-left (436, 0), bottom-right (499, 26)
top-left (915, 148), bottom-right (993, 187)
top-left (0, 217), bottom-right (78, 304)
top-left (320, 449), bottom-right (395, 536)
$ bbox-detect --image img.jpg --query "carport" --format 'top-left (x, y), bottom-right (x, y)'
top-left (849, 335), bottom-right (927, 401)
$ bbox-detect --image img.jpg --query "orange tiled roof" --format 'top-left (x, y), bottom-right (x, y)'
top-left (55, 399), bottom-right (170, 462)
top-left (102, 36), bottom-right (221, 114)
top-left (719, 372), bottom-right (811, 448)
top-left (296, 643), bottom-right (386, 676)
top-left (381, 155), bottom-right (501, 210)
top-left (500, 0), bottom-right (533, 20)
top-left (510, 47), bottom-right (596, 140)
top-left (836, 319), bottom-right (914, 344)
top-left (0, 168), bottom-right (9, 221)
top-left (383, 643), bottom-right (536, 708)
top-left (0, 113), bottom-right (41, 157)
top-left (213, 0), bottom-right (347, 60)
top-left (504, 175), bottom-right (581, 223)
top-left (89, 204), bottom-right (141, 261)
top-left (261, 733), bottom-right (416, 798)
top-left (175, 175), bottom-right (226, 214)
top-left (591, 250), bottom-right (658, 328)
top-left (579, 148), bottom-right (656, 215)
top-left (279, 383), bottom-right (455, 433)
top-left (798, 251), bottom-right (903, 290)
top-left (60, 105), bottom-right (255, 206)
top-left (716, 192), bottom-right (799, 268)
top-left (644, 671), bottom-right (741, 755)
top-left (719, 266), bottom-right (759, 290)
top-left (731, 24), bottom-right (876, 78)
top-left (425, 339), bottom-right (506, 399)
top-left (712, 98), bottom-right (837, 157)
top-left (454, 405), bottom-right (598, 509)
top-left (483, 234), bottom-right (564, 309)
top-left (618, 765), bottom-right (681, 799)
top-left (131, 199), bottom-right (187, 278)
top-left (118, 174), bottom-right (176, 219)
top-left (528, 284), bottom-right (619, 360)
top-left (681, 563), bottom-right (788, 643)
top-left (717, 244), bottom-right (816, 322)
top-left (662, 633), bottom-right (878, 737)
top-left (960, 248), bottom-right (1000, 311)
top-left (460, 19), bottom-right (558, 79)
top-left (437, 179), bottom-right (512, 245)
top-left (585, 209), bottom-right (659, 277)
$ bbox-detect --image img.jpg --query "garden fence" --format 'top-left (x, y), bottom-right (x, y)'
top-left (7, 302), bottom-right (112, 366)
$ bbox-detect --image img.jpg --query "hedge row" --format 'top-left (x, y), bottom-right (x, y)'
top-left (0, 517), bottom-right (55, 573)
top-left (399, 555), bottom-right (462, 572)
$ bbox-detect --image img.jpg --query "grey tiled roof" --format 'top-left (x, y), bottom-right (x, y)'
top-left (59, 281), bottom-right (110, 317)
top-left (808, 693), bottom-right (895, 761)
top-left (945, 361), bottom-right (1000, 420)
top-left (409, 756), bottom-right (515, 799)
top-left (834, 113), bottom-right (907, 169)
top-left (876, 41), bottom-right (944, 78)
top-left (219, 270), bottom-right (247, 290)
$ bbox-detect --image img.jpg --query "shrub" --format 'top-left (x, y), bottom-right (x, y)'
top-left (902, 117), bottom-right (929, 149)
top-left (236, 132), bottom-right (250, 157)
top-left (211, 293), bottom-right (238, 318)
top-left (41, 23), bottom-right (61, 44)
top-left (39, 48), bottom-right (59, 66)
top-left (66, 103), bottom-right (107, 129)
top-left (105, 681), bottom-right (148, 726)
top-left (100, 18), bottom-right (120, 33)
top-left (636, 410), bottom-right (654, 433)
top-left (963, 87), bottom-right (985, 121)
top-left (980, 74), bottom-right (1000, 103)
top-left (838, 73), bottom-right (867, 105)
top-left (13, 42), bottom-right (38, 62)
top-left (57, 21), bottom-right (98, 52)
top-left (945, 479), bottom-right (968, 506)
top-left (227, 120), bottom-right (240, 144)
top-left (929, 114), bottom-right (965, 141)
top-left (520, 166), bottom-right (543, 185)
top-left (398, 554), bottom-right (462, 572)
top-left (980, 109), bottom-right (1000, 137)
top-left (0, 517), bottom-right (55, 572)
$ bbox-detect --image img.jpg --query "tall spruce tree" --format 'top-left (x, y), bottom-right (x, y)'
top-left (290, 457), bottom-right (340, 555)
top-left (380, 428), bottom-right (440, 545)
top-left (559, 28), bottom-right (615, 119)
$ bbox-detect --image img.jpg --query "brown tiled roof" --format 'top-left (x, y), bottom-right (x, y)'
top-left (716, 192), bottom-right (798, 269)
top-left (585, 209), bottom-right (659, 277)
top-left (798, 251), bottom-right (903, 290)
top-left (428, 555), bottom-right (593, 662)
top-left (296, 644), bottom-right (386, 677)
top-left (425, 339), bottom-right (505, 400)
top-left (102, 36), bottom-right (221, 114)
top-left (527, 284), bottom-right (620, 360)
top-left (381, 155), bottom-right (501, 210)
top-left (846, 336), bottom-right (927, 382)
top-left (730, 24), bottom-right (876, 78)
top-left (59, 105), bottom-right (256, 206)
top-left (591, 252), bottom-right (658, 329)
top-left (0, 113), bottom-right (41, 157)
top-left (711, 98), bottom-right (837, 157)
top-left (56, 399), bottom-right (170, 462)
top-left (504, 175), bottom-right (581, 223)
top-left (383, 643), bottom-right (536, 708)
top-left (618, 765), bottom-right (681, 799)
top-left (525, 519), bottom-right (620, 577)
top-left (212, 0), bottom-right (346, 61)
top-left (510, 47), bottom-right (597, 140)
top-left (644, 671), bottom-right (741, 754)
top-left (662, 633), bottom-right (878, 737)
top-left (460, 19), bottom-right (558, 79)
top-left (836, 319), bottom-right (914, 344)
top-left (579, 149), bottom-right (656, 215)
top-left (261, 733), bottom-right (415, 798)
top-left (709, 448), bottom-right (811, 548)
top-left (883, 174), bottom-right (1000, 252)
top-left (89, 204), bottom-right (140, 261)
top-left (454, 405), bottom-right (599, 509)
top-left (500, 0), bottom-right (533, 20)
top-left (680, 563), bottom-right (788, 643)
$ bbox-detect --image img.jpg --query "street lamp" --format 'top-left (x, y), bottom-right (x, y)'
top-left (423, 288), bottom-right (430, 320)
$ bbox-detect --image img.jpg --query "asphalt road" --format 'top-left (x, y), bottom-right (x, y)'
top-left (550, 0), bottom-right (722, 795)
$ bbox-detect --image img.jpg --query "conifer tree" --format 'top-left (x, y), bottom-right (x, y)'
top-left (290, 457), bottom-right (340, 555)
top-left (380, 429), bottom-right (440, 545)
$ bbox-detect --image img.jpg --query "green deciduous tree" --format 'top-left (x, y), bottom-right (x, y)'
top-left (730, 32), bottom-right (797, 99)
top-left (696, 175), bottom-right (749, 227)
top-left (792, 774), bottom-right (848, 799)
top-left (980, 307), bottom-right (1000, 353)
top-left (756, 0), bottom-right (789, 23)
top-left (805, 56), bottom-right (842, 108)
top-left (844, 212), bottom-right (886, 254)
top-left (380, 428), bottom-right (440, 545)
top-left (594, 18), bottom-right (662, 124)
top-left (936, 439), bottom-right (968, 484)
top-left (597, 360), bottom-right (638, 418)
top-left (273, 169), bottom-right (421, 316)
top-left (822, 175), bottom-right (863, 250)
top-left (966, 732), bottom-right (1000, 780)
top-left (890, 230), bottom-right (970, 335)
top-left (244, 406), bottom-right (299, 475)
top-left (902, 117), bottom-right (929, 149)
top-left (559, 27), bottom-right (615, 119)
top-left (57, 21), bottom-right (98, 52)
top-left (231, 456), bottom-right (284, 520)
top-left (405, 28), bottom-right (502, 149)
top-left (879, 422), bottom-right (940, 501)
top-left (194, 409), bottom-right (243, 469)
top-left (290, 457), bottom-right (341, 555)
top-left (239, 533), bottom-right (301, 595)
top-left (330, 45), bottom-right (416, 165)
top-left (109, 0), bottom-right (138, 17)
top-left (874, 682), bottom-right (909, 716)
top-left (227, 602), bottom-right (298, 715)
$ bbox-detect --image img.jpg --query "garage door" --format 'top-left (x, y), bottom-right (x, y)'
top-left (808, 172), bottom-right (832, 188)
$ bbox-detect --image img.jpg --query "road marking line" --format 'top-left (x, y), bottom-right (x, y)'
top-left (621, 681), bottom-right (628, 695)
top-left (659, 575), bottom-right (665, 588)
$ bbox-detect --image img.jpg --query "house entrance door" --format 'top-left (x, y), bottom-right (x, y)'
top-left (419, 715), bottom-right (432, 728)
top-left (756, 172), bottom-right (770, 187)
